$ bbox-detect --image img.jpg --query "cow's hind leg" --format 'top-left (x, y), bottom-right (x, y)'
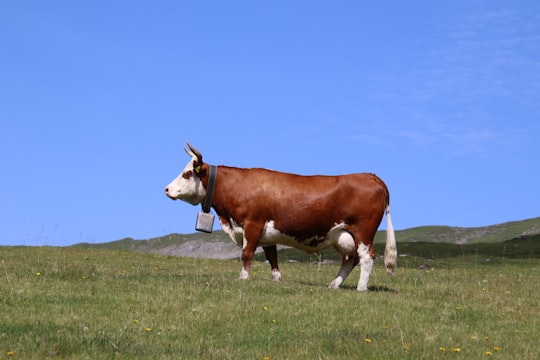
top-left (328, 230), bottom-right (358, 289)
top-left (329, 255), bottom-right (359, 289)
top-left (263, 245), bottom-right (281, 281)
top-left (357, 242), bottom-right (374, 291)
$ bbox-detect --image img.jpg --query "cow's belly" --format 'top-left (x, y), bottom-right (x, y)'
top-left (219, 218), bottom-right (357, 256)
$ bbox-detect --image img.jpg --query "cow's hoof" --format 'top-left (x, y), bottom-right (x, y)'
top-left (328, 277), bottom-right (343, 289)
top-left (239, 269), bottom-right (249, 280)
top-left (271, 271), bottom-right (282, 282)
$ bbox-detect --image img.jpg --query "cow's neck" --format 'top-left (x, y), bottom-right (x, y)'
top-left (202, 165), bottom-right (218, 213)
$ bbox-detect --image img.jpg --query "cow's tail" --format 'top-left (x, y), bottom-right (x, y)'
top-left (384, 205), bottom-right (397, 274)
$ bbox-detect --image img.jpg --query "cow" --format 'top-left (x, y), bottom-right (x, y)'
top-left (165, 143), bottom-right (397, 291)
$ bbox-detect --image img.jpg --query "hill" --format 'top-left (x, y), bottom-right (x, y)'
top-left (73, 217), bottom-right (540, 260)
top-left (376, 216), bottom-right (540, 244)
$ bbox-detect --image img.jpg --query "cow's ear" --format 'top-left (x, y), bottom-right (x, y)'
top-left (193, 161), bottom-right (206, 178)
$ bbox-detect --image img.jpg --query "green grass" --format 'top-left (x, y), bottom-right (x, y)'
top-left (1, 246), bottom-right (539, 359)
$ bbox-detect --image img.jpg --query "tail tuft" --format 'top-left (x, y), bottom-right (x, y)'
top-left (384, 206), bottom-right (397, 274)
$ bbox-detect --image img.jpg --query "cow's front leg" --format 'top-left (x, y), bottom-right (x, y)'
top-left (263, 245), bottom-right (281, 281)
top-left (240, 243), bottom-right (256, 279)
top-left (239, 222), bottom-right (263, 280)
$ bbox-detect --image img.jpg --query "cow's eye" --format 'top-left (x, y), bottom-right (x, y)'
top-left (182, 170), bottom-right (193, 179)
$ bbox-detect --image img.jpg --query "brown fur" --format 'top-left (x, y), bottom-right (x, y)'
top-left (197, 164), bottom-right (390, 275)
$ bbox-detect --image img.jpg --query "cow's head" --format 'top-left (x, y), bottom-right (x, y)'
top-left (165, 142), bottom-right (208, 205)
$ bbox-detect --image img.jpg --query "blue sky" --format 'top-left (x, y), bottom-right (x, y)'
top-left (1, 1), bottom-right (539, 246)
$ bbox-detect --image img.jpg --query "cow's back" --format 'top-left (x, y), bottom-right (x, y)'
top-left (212, 166), bottom-right (389, 241)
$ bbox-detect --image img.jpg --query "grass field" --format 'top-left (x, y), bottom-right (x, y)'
top-left (1, 246), bottom-right (539, 359)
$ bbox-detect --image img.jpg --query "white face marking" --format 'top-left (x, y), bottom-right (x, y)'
top-left (165, 155), bottom-right (206, 205)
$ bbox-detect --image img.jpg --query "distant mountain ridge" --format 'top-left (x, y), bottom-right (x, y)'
top-left (73, 217), bottom-right (540, 260)
top-left (377, 216), bottom-right (540, 244)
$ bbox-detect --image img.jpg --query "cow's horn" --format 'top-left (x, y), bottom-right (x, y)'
top-left (186, 142), bottom-right (203, 163)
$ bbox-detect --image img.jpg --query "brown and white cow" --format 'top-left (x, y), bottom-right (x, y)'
top-left (165, 143), bottom-right (397, 291)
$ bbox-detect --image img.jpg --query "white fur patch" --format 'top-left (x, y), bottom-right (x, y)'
top-left (220, 220), bottom-right (357, 256)
top-left (334, 230), bottom-right (356, 256)
top-left (357, 243), bottom-right (373, 291)
top-left (239, 268), bottom-right (249, 280)
top-left (258, 221), bottom-right (349, 254)
top-left (219, 218), bottom-right (244, 248)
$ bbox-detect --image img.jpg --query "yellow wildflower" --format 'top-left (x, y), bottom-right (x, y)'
top-left (364, 338), bottom-right (372, 344)
top-left (453, 347), bottom-right (461, 353)
top-left (439, 347), bottom-right (446, 352)
top-left (493, 346), bottom-right (501, 351)
top-left (485, 351), bottom-right (492, 356)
